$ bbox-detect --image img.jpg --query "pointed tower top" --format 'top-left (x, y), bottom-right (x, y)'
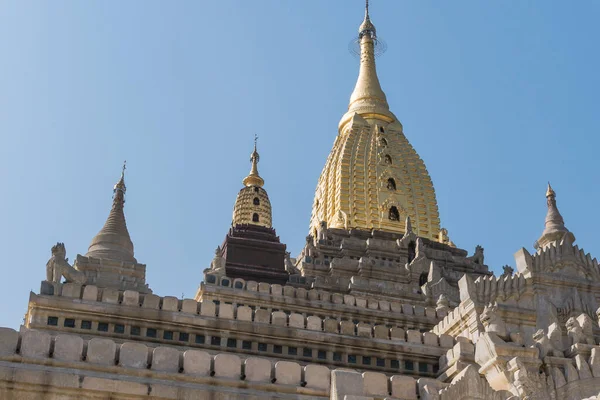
top-left (546, 182), bottom-right (555, 198)
top-left (535, 182), bottom-right (574, 250)
top-left (359, 0), bottom-right (376, 39)
top-left (343, 0), bottom-right (396, 127)
top-left (242, 135), bottom-right (265, 187)
top-left (86, 164), bottom-right (136, 262)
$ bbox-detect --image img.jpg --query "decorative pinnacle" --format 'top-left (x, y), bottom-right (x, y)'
top-left (114, 161), bottom-right (127, 202)
top-left (359, 0), bottom-right (376, 39)
top-left (243, 137), bottom-right (264, 187)
top-left (546, 182), bottom-right (555, 198)
top-left (535, 182), bottom-right (573, 249)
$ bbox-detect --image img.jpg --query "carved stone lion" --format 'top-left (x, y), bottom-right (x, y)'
top-left (46, 243), bottom-right (86, 284)
top-left (480, 302), bottom-right (523, 345)
top-left (566, 316), bottom-right (594, 346)
top-left (532, 329), bottom-right (564, 359)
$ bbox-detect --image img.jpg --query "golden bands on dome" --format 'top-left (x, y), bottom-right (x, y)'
top-left (232, 186), bottom-right (272, 228)
top-left (310, 117), bottom-right (440, 239)
top-left (309, 7), bottom-right (441, 239)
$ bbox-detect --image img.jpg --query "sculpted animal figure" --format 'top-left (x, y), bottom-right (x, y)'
top-left (480, 303), bottom-right (523, 345)
top-left (532, 329), bottom-right (564, 358)
top-left (284, 252), bottom-right (301, 275)
top-left (46, 243), bottom-right (86, 284)
top-left (209, 246), bottom-right (226, 275)
top-left (566, 316), bottom-right (595, 346)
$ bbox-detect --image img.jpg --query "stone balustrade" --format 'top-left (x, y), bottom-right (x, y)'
top-left (202, 274), bottom-right (444, 319)
top-left (330, 368), bottom-right (446, 400)
top-left (39, 282), bottom-right (455, 348)
top-left (0, 327), bottom-right (331, 398)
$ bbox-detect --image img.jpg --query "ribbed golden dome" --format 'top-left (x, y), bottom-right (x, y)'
top-left (232, 186), bottom-right (272, 228)
top-left (310, 7), bottom-right (441, 240)
top-left (232, 141), bottom-right (273, 228)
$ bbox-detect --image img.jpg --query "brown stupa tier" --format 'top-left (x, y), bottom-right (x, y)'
top-left (221, 224), bottom-right (289, 285)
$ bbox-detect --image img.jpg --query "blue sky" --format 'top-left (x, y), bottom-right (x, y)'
top-left (0, 1), bottom-right (598, 328)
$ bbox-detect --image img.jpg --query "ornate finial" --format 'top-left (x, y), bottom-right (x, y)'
top-left (546, 182), bottom-right (555, 198)
top-left (114, 161), bottom-right (127, 202)
top-left (242, 137), bottom-right (264, 187)
top-left (535, 182), bottom-right (573, 250)
top-left (359, 0), bottom-right (376, 39)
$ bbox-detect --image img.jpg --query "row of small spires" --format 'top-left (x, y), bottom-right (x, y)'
top-left (85, 150), bottom-right (570, 267)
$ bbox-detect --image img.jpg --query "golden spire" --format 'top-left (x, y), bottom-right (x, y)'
top-left (344, 0), bottom-right (396, 125)
top-left (86, 161), bottom-right (136, 262)
top-left (242, 135), bottom-right (264, 187)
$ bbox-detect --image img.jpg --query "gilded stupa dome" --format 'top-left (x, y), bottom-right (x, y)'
top-left (310, 6), bottom-right (441, 241)
top-left (232, 141), bottom-right (273, 228)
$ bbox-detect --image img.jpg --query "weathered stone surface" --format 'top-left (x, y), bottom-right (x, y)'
top-left (331, 370), bottom-right (364, 400)
top-left (283, 286), bottom-right (295, 297)
top-left (82, 285), bottom-right (98, 301)
top-left (119, 342), bottom-right (148, 369)
top-left (162, 296), bottom-right (179, 311)
top-left (142, 294), bottom-right (160, 309)
top-left (341, 320), bottom-right (356, 336)
top-left (590, 348), bottom-right (600, 377)
top-left (296, 288), bottom-right (307, 299)
top-left (255, 309), bottom-right (270, 324)
top-left (152, 347), bottom-right (180, 372)
top-left (275, 361), bottom-right (301, 385)
top-left (575, 354), bottom-right (592, 379)
top-left (332, 293), bottom-right (344, 304)
top-left (200, 301), bottom-right (216, 317)
top-left (61, 283), bottom-right (82, 298)
top-left (53, 334), bottom-right (83, 361)
top-left (87, 338), bottom-right (117, 365)
top-left (181, 299), bottom-right (198, 314)
top-left (244, 357), bottom-right (271, 382)
top-left (367, 299), bottom-right (379, 310)
top-left (423, 332), bottom-right (438, 346)
top-left (102, 288), bottom-right (119, 304)
top-left (305, 364), bottom-right (330, 389)
top-left (20, 330), bottom-right (51, 358)
top-left (324, 318), bottom-right (339, 333)
top-left (402, 304), bottom-right (413, 315)
top-left (344, 295), bottom-right (356, 306)
top-left (271, 284), bottom-right (282, 296)
top-left (390, 302), bottom-right (402, 312)
top-left (258, 283), bottom-right (270, 293)
top-left (272, 311), bottom-right (287, 326)
top-left (308, 289), bottom-right (319, 301)
top-left (218, 303), bottom-right (234, 319)
top-left (439, 334), bottom-right (454, 349)
top-left (122, 290), bottom-right (139, 306)
top-left (237, 306), bottom-right (253, 321)
top-left (374, 325), bottom-right (389, 339)
top-left (391, 375), bottom-right (417, 399)
top-left (363, 371), bottom-right (387, 396)
top-left (379, 300), bottom-right (390, 311)
top-left (390, 327), bottom-right (406, 341)
top-left (413, 305), bottom-right (425, 316)
top-left (214, 353), bottom-right (241, 378)
top-left (289, 313), bottom-right (304, 328)
top-left (307, 316), bottom-right (322, 330)
top-left (246, 281), bottom-right (258, 291)
top-left (406, 330), bottom-right (421, 344)
top-left (0, 328), bottom-right (18, 356)
top-left (183, 350), bottom-right (211, 376)
top-left (355, 297), bottom-right (367, 308)
top-left (357, 323), bottom-right (372, 338)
